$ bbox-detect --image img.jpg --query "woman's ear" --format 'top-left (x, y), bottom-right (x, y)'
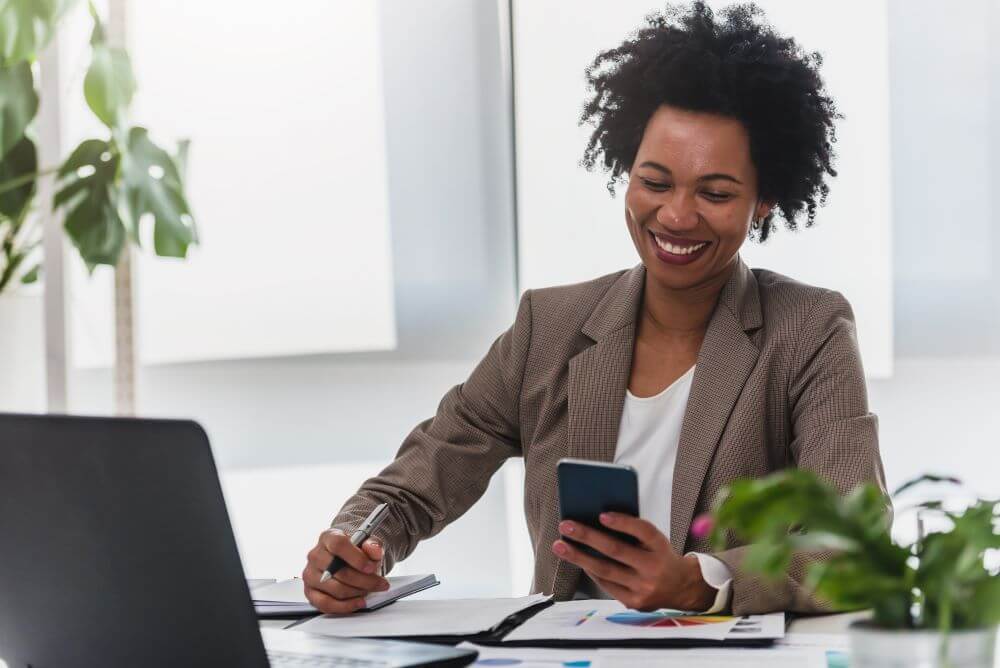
top-left (756, 200), bottom-right (775, 221)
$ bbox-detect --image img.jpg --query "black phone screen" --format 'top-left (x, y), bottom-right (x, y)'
top-left (557, 458), bottom-right (641, 562)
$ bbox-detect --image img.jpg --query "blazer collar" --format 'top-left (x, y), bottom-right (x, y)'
top-left (580, 257), bottom-right (762, 342)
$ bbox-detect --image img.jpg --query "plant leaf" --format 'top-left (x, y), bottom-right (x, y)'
top-left (19, 262), bottom-right (38, 283)
top-left (83, 21), bottom-right (136, 129)
top-left (0, 62), bottom-right (38, 159)
top-left (0, 0), bottom-right (77, 65)
top-left (0, 132), bottom-right (36, 218)
top-left (120, 127), bottom-right (195, 258)
top-left (54, 138), bottom-right (125, 267)
top-left (969, 575), bottom-right (1000, 627)
top-left (893, 474), bottom-right (962, 498)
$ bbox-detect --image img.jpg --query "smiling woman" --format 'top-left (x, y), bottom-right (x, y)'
top-left (310, 1), bottom-right (886, 618)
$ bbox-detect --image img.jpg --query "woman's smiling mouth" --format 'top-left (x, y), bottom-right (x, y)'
top-left (648, 230), bottom-right (711, 265)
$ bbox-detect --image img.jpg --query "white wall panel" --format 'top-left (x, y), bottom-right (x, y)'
top-left (69, 1), bottom-right (396, 367)
top-left (513, 0), bottom-right (892, 377)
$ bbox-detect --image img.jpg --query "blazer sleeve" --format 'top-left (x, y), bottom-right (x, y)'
top-left (330, 291), bottom-right (533, 572)
top-left (713, 289), bottom-right (889, 615)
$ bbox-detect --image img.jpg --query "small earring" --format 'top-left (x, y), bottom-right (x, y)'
top-left (751, 217), bottom-right (762, 231)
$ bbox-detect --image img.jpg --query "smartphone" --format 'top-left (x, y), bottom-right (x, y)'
top-left (557, 458), bottom-right (640, 561)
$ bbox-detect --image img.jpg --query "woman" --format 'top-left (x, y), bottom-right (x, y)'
top-left (302, 2), bottom-right (886, 616)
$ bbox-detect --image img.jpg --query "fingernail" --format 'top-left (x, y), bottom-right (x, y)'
top-left (380, 580), bottom-right (390, 591)
top-left (553, 541), bottom-right (568, 556)
top-left (560, 521), bottom-right (575, 534)
top-left (356, 598), bottom-right (366, 610)
top-left (600, 513), bottom-right (614, 525)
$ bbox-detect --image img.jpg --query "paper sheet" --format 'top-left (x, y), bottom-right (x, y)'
top-left (598, 647), bottom-right (826, 667)
top-left (459, 643), bottom-right (598, 667)
top-left (295, 594), bottom-right (551, 638)
top-left (246, 578), bottom-right (278, 591)
top-left (251, 578), bottom-right (313, 605)
top-left (778, 633), bottom-right (850, 668)
top-left (778, 632), bottom-right (849, 649)
top-left (727, 613), bottom-right (786, 641)
top-left (460, 642), bottom-right (826, 668)
top-left (503, 600), bottom-right (738, 643)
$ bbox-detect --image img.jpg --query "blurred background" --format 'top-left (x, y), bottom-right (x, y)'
top-left (1, 0), bottom-right (998, 598)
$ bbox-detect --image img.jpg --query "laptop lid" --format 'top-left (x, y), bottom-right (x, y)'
top-left (0, 413), bottom-right (268, 667)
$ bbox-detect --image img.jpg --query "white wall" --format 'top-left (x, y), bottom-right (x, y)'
top-left (67, 1), bottom-right (397, 367)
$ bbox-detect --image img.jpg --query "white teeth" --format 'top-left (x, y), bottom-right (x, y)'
top-left (653, 235), bottom-right (706, 255)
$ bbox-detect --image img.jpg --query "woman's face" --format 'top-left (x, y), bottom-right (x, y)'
top-left (625, 104), bottom-right (771, 292)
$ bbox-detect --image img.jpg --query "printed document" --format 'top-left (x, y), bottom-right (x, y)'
top-left (503, 599), bottom-right (739, 642)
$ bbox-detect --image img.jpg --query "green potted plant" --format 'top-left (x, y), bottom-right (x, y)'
top-left (0, 0), bottom-right (196, 411)
top-left (709, 470), bottom-right (1000, 667)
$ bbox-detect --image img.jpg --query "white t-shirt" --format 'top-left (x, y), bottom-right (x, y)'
top-left (577, 365), bottom-right (732, 612)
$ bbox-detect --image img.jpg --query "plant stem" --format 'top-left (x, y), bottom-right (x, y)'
top-left (938, 589), bottom-right (952, 668)
top-left (0, 165), bottom-right (62, 197)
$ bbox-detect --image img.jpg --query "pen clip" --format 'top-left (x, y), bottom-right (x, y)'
top-left (359, 502), bottom-right (389, 534)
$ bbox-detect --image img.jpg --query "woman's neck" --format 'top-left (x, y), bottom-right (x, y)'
top-left (639, 262), bottom-right (735, 342)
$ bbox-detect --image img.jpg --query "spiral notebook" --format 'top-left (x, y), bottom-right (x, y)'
top-left (251, 574), bottom-right (439, 617)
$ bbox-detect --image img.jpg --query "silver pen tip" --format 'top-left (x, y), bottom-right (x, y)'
top-left (319, 572), bottom-right (331, 583)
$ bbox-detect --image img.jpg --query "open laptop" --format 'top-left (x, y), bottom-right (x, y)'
top-left (0, 413), bottom-right (477, 668)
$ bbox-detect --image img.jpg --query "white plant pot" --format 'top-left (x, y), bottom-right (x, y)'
top-left (0, 293), bottom-right (46, 413)
top-left (849, 621), bottom-right (998, 668)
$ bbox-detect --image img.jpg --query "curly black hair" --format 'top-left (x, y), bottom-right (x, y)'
top-left (580, 1), bottom-right (840, 241)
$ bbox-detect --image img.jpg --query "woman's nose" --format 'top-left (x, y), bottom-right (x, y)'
top-left (655, 195), bottom-right (699, 231)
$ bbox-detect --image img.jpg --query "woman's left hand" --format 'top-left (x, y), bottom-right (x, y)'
top-left (552, 512), bottom-right (716, 612)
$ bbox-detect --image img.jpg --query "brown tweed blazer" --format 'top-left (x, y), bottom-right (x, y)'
top-left (332, 258), bottom-right (886, 615)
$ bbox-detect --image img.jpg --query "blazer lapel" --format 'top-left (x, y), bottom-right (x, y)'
top-left (551, 266), bottom-right (644, 599)
top-left (670, 260), bottom-right (761, 552)
top-left (565, 326), bottom-right (635, 464)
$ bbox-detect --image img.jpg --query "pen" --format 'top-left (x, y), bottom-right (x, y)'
top-left (320, 503), bottom-right (390, 583)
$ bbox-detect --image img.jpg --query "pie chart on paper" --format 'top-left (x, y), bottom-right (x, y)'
top-left (606, 610), bottom-right (734, 628)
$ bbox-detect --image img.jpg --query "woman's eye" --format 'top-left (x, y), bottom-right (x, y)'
top-left (640, 178), bottom-right (670, 191)
top-left (702, 191), bottom-right (732, 202)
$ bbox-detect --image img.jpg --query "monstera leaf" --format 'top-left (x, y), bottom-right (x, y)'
top-left (0, 132), bottom-right (36, 219)
top-left (54, 138), bottom-right (125, 268)
top-left (121, 127), bottom-right (196, 257)
top-left (0, 61), bottom-right (37, 158)
top-left (0, 0), bottom-right (77, 65)
top-left (83, 7), bottom-right (134, 129)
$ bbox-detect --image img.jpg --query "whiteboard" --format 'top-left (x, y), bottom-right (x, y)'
top-left (512, 0), bottom-right (892, 378)
top-left (68, 1), bottom-right (396, 367)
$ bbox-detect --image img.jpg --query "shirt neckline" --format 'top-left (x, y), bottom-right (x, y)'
top-left (625, 365), bottom-right (696, 403)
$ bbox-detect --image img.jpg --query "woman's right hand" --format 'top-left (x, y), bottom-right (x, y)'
top-left (302, 528), bottom-right (390, 613)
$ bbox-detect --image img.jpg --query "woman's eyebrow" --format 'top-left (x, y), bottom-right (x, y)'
top-left (638, 161), bottom-right (743, 185)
